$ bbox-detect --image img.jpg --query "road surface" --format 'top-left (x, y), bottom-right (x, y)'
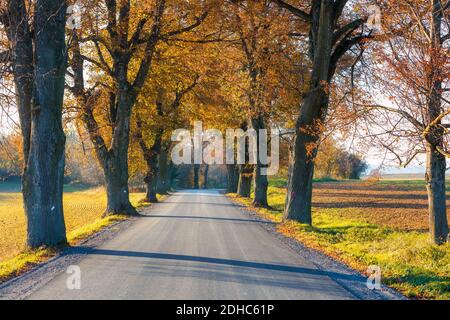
top-left (25, 190), bottom-right (369, 300)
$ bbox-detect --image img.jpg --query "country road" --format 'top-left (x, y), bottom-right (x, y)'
top-left (2, 190), bottom-right (400, 300)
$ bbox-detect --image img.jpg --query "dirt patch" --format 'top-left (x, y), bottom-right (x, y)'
top-left (312, 181), bottom-right (450, 232)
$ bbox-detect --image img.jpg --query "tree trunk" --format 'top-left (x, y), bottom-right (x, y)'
top-left (144, 171), bottom-right (158, 203)
top-left (283, 130), bottom-right (317, 224)
top-left (5, 0), bottom-right (33, 164)
top-left (202, 164), bottom-right (209, 189)
top-left (425, 144), bottom-right (449, 244)
top-left (104, 152), bottom-right (138, 216)
top-left (284, 85), bottom-right (330, 223)
top-left (251, 116), bottom-right (268, 207)
top-left (193, 164), bottom-right (200, 189)
top-left (423, 0), bottom-right (448, 245)
top-left (22, 0), bottom-right (68, 248)
top-left (135, 119), bottom-right (162, 204)
top-left (226, 164), bottom-right (239, 193)
top-left (238, 165), bottom-right (253, 198)
top-left (157, 146), bottom-right (170, 194)
top-left (203, 164), bottom-right (209, 189)
top-left (283, 1), bottom-right (334, 224)
top-left (144, 148), bottom-right (160, 203)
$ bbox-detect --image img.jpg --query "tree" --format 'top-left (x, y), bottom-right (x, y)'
top-left (274, 0), bottom-right (373, 224)
top-left (193, 164), bottom-right (201, 189)
top-left (1, 0), bottom-right (68, 248)
top-left (68, 0), bottom-right (210, 215)
top-left (335, 151), bottom-right (367, 179)
top-left (359, 0), bottom-right (449, 244)
top-left (315, 138), bottom-right (368, 179)
top-left (226, 1), bottom-right (298, 207)
top-left (226, 164), bottom-right (240, 193)
top-left (202, 164), bottom-right (209, 189)
top-left (134, 79), bottom-right (197, 202)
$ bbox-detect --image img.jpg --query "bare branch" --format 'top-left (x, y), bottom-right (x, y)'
top-left (0, 50), bottom-right (10, 63)
top-left (164, 11), bottom-right (209, 37)
top-left (272, 0), bottom-right (311, 22)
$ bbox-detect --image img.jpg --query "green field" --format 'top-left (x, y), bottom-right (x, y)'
top-left (0, 181), bottom-right (146, 281)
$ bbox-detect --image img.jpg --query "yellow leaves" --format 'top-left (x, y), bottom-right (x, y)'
top-left (305, 142), bottom-right (318, 159)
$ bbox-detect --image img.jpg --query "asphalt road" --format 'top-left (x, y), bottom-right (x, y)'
top-left (27, 190), bottom-right (363, 300)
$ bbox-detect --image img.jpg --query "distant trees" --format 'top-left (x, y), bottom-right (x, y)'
top-left (65, 130), bottom-right (104, 185)
top-left (315, 139), bottom-right (368, 180)
top-left (0, 134), bottom-right (22, 180)
top-left (335, 152), bottom-right (368, 180)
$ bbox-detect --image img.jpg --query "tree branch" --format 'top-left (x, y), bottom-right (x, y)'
top-left (0, 50), bottom-right (10, 63)
top-left (131, 0), bottom-right (166, 91)
top-left (333, 19), bottom-right (364, 45)
top-left (272, 0), bottom-right (311, 22)
top-left (164, 11), bottom-right (209, 37)
top-left (366, 104), bottom-right (425, 130)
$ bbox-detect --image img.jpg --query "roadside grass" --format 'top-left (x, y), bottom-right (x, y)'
top-left (229, 179), bottom-right (450, 300)
top-left (0, 182), bottom-right (156, 283)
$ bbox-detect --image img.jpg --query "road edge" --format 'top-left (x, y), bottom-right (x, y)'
top-left (0, 194), bottom-right (171, 300)
top-left (225, 193), bottom-right (406, 301)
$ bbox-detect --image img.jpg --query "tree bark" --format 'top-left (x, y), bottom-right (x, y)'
top-left (157, 146), bottom-right (171, 194)
top-left (135, 116), bottom-right (162, 203)
top-left (226, 164), bottom-right (239, 193)
top-left (423, 0), bottom-right (449, 244)
top-left (283, 1), bottom-right (334, 224)
top-left (202, 164), bottom-right (209, 189)
top-left (251, 116), bottom-right (269, 207)
top-left (143, 150), bottom-right (159, 203)
top-left (425, 144), bottom-right (449, 244)
top-left (22, 0), bottom-right (68, 247)
top-left (193, 164), bottom-right (200, 189)
top-left (144, 171), bottom-right (158, 203)
top-left (5, 0), bottom-right (33, 164)
top-left (238, 164), bottom-right (253, 198)
top-left (283, 128), bottom-right (318, 224)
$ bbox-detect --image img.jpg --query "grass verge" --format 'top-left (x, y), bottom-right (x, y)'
top-left (0, 187), bottom-right (166, 284)
top-left (228, 184), bottom-right (450, 300)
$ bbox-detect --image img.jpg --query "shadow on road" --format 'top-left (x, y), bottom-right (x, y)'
top-left (139, 215), bottom-right (273, 224)
top-left (72, 247), bottom-right (365, 283)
